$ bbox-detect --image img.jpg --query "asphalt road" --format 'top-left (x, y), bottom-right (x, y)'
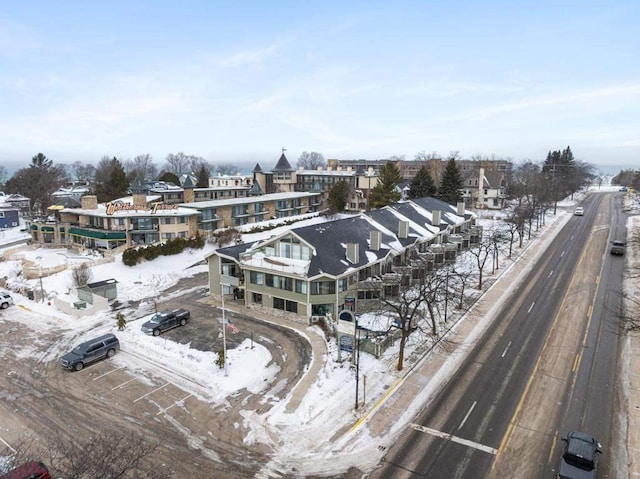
top-left (371, 192), bottom-right (626, 479)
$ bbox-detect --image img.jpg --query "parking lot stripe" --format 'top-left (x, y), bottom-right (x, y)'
top-left (93, 366), bottom-right (125, 381)
top-left (156, 393), bottom-right (193, 416)
top-left (112, 378), bottom-right (136, 390)
top-left (0, 436), bottom-right (16, 453)
top-left (133, 382), bottom-right (169, 403)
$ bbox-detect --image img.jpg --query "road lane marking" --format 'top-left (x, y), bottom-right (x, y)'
top-left (459, 401), bottom-right (477, 429)
top-left (548, 270), bottom-right (554, 278)
top-left (156, 393), bottom-right (193, 416)
top-left (112, 378), bottom-right (136, 390)
top-left (501, 342), bottom-right (511, 358)
top-left (528, 302), bottom-right (535, 313)
top-left (93, 366), bottom-right (125, 380)
top-left (410, 423), bottom-right (498, 455)
top-left (133, 382), bottom-right (169, 403)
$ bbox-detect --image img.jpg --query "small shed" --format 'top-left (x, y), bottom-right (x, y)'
top-left (0, 207), bottom-right (20, 229)
top-left (77, 278), bottom-right (119, 304)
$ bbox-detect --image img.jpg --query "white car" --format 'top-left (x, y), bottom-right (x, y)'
top-left (574, 207), bottom-right (584, 216)
top-left (0, 293), bottom-right (13, 309)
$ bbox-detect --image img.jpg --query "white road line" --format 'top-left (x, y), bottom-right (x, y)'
top-left (133, 382), bottom-right (169, 403)
top-left (548, 270), bottom-right (554, 278)
top-left (93, 366), bottom-right (125, 381)
top-left (561, 250), bottom-right (565, 257)
top-left (156, 393), bottom-right (193, 416)
top-left (0, 436), bottom-right (16, 453)
top-left (501, 341), bottom-right (511, 358)
top-left (528, 302), bottom-right (535, 313)
top-left (112, 378), bottom-right (136, 390)
top-left (459, 401), bottom-right (477, 429)
top-left (410, 424), bottom-right (498, 455)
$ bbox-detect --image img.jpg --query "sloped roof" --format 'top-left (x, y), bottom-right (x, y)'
top-left (409, 196), bottom-right (471, 222)
top-left (253, 163), bottom-right (263, 173)
top-left (273, 153), bottom-right (294, 172)
top-left (290, 216), bottom-right (394, 277)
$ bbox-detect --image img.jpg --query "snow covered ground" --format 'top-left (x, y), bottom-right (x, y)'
top-left (0, 186), bottom-right (627, 476)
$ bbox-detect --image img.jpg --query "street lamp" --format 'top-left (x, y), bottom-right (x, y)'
top-left (219, 274), bottom-right (239, 377)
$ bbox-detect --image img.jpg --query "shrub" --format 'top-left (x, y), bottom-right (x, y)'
top-left (122, 232), bottom-right (205, 266)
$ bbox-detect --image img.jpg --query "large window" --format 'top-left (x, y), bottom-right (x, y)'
top-left (250, 271), bottom-right (264, 285)
top-left (311, 281), bottom-right (335, 295)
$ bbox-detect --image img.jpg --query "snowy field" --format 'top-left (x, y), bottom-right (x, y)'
top-left (0, 186), bottom-right (630, 475)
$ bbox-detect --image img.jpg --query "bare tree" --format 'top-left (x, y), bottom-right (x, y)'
top-left (296, 151), bottom-right (326, 170)
top-left (71, 161), bottom-right (97, 183)
top-left (2, 430), bottom-right (171, 479)
top-left (163, 152), bottom-right (191, 175)
top-left (216, 162), bottom-right (237, 175)
top-left (124, 154), bottom-right (158, 184)
top-left (0, 165), bottom-right (7, 184)
top-left (71, 263), bottom-right (93, 288)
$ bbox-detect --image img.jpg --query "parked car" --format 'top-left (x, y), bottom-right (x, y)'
top-left (0, 293), bottom-right (13, 309)
top-left (141, 309), bottom-right (190, 336)
top-left (557, 431), bottom-right (601, 479)
top-left (59, 333), bottom-right (120, 371)
top-left (610, 240), bottom-right (626, 256)
top-left (0, 461), bottom-right (51, 479)
top-left (574, 207), bottom-right (584, 216)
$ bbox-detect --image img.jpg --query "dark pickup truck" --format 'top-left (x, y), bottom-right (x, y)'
top-left (141, 309), bottom-right (190, 336)
top-left (610, 240), bottom-right (626, 256)
top-left (557, 431), bottom-right (602, 479)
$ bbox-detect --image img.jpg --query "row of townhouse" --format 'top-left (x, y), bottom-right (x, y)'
top-left (206, 196), bottom-right (481, 323)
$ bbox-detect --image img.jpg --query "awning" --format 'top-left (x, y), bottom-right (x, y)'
top-left (68, 227), bottom-right (126, 240)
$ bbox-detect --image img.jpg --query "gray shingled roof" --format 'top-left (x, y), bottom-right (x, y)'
top-left (292, 216), bottom-right (394, 277)
top-left (273, 153), bottom-right (294, 172)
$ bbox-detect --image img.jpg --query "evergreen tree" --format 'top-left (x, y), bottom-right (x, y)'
top-left (438, 158), bottom-right (463, 205)
top-left (408, 165), bottom-right (437, 199)
top-left (94, 157), bottom-right (129, 202)
top-left (369, 162), bottom-right (402, 209)
top-left (195, 164), bottom-right (210, 188)
top-left (5, 153), bottom-right (66, 214)
top-left (327, 181), bottom-right (351, 213)
top-left (158, 171), bottom-right (181, 186)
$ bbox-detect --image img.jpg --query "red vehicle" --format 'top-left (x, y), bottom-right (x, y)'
top-left (0, 461), bottom-right (51, 479)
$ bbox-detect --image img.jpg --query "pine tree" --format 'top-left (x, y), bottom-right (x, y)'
top-left (327, 181), bottom-right (351, 213)
top-left (195, 164), bottom-right (210, 188)
top-left (369, 162), bottom-right (402, 209)
top-left (94, 157), bottom-right (129, 202)
top-left (438, 158), bottom-right (463, 205)
top-left (408, 165), bottom-right (437, 199)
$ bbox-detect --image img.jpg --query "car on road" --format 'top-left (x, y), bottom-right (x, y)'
top-left (610, 240), bottom-right (626, 256)
top-left (59, 333), bottom-right (120, 371)
top-left (574, 207), bottom-right (584, 216)
top-left (0, 293), bottom-right (13, 309)
top-left (141, 309), bottom-right (190, 336)
top-left (557, 431), bottom-right (601, 479)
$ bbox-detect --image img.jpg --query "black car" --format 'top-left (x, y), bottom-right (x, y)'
top-left (141, 309), bottom-right (190, 336)
top-left (59, 333), bottom-right (120, 371)
top-left (557, 431), bottom-right (602, 479)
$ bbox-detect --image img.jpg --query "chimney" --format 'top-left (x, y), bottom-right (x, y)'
top-left (432, 210), bottom-right (441, 225)
top-left (81, 195), bottom-right (98, 210)
top-left (370, 230), bottom-right (381, 250)
top-left (133, 193), bottom-right (147, 207)
top-left (457, 202), bottom-right (465, 216)
top-left (398, 220), bottom-right (409, 239)
top-left (346, 242), bottom-right (359, 264)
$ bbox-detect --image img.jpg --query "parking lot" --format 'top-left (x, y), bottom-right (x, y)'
top-left (0, 275), bottom-right (312, 478)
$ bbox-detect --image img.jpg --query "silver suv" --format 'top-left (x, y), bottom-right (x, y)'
top-left (59, 334), bottom-right (120, 371)
top-left (0, 293), bottom-right (13, 309)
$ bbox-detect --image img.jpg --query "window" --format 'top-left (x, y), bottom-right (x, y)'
top-left (338, 278), bottom-right (348, 292)
top-left (295, 280), bottom-right (307, 294)
top-left (161, 232), bottom-right (175, 240)
top-left (273, 297), bottom-right (285, 310)
top-left (250, 271), bottom-right (264, 285)
top-left (311, 281), bottom-right (335, 295)
top-left (162, 217), bottom-right (174, 225)
top-left (252, 293), bottom-right (262, 304)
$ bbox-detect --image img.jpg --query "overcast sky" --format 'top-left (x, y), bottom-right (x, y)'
top-left (1, 1), bottom-right (638, 174)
